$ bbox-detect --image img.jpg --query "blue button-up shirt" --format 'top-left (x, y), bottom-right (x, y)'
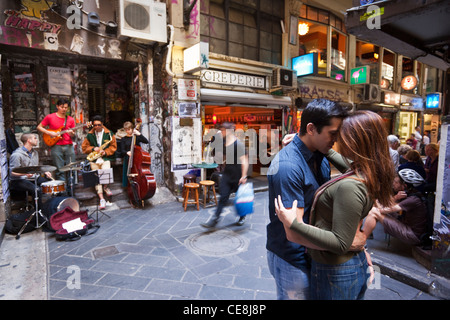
top-left (266, 134), bottom-right (331, 268)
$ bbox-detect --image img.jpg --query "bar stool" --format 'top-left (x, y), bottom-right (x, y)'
top-left (199, 180), bottom-right (217, 208)
top-left (183, 173), bottom-right (197, 197)
top-left (183, 182), bottom-right (200, 211)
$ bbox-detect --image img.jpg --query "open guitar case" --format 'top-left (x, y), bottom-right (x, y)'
top-left (49, 206), bottom-right (99, 241)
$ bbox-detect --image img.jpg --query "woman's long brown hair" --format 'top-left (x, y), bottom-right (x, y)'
top-left (337, 110), bottom-right (394, 207)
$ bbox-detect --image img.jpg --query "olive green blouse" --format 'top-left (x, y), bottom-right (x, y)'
top-left (289, 150), bottom-right (373, 265)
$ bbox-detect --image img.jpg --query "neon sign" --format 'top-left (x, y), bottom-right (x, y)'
top-left (350, 66), bottom-right (369, 85)
top-left (292, 53), bottom-right (318, 77)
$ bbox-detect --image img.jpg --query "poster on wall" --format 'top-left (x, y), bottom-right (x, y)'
top-left (432, 123), bottom-right (450, 277)
top-left (13, 91), bottom-right (37, 134)
top-left (172, 117), bottom-right (202, 165)
top-left (48, 66), bottom-right (72, 95)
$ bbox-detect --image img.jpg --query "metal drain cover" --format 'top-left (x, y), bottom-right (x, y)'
top-left (185, 229), bottom-right (249, 257)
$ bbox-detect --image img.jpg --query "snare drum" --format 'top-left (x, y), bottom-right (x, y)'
top-left (41, 180), bottom-right (66, 195)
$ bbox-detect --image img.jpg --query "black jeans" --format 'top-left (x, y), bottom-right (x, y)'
top-left (214, 174), bottom-right (239, 219)
top-left (10, 177), bottom-right (49, 208)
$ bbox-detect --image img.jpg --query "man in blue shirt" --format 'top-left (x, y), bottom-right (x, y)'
top-left (266, 99), bottom-right (348, 300)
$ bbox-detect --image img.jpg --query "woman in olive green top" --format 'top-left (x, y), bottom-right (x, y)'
top-left (276, 111), bottom-right (394, 300)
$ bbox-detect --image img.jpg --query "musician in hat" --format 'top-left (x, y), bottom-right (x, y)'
top-left (81, 115), bottom-right (117, 210)
top-left (9, 133), bottom-right (53, 207)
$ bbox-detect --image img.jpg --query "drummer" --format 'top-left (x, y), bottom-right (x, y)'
top-left (9, 133), bottom-right (52, 206)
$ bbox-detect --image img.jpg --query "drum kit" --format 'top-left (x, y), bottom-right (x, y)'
top-left (12, 161), bottom-right (84, 239)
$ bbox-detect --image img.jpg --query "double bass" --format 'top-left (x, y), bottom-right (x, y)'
top-left (127, 119), bottom-right (156, 207)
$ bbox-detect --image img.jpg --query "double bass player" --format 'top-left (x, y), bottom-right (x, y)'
top-left (117, 119), bottom-right (156, 207)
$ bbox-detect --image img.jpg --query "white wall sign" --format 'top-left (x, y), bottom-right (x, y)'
top-left (201, 70), bottom-right (266, 89)
top-left (48, 66), bottom-right (72, 95)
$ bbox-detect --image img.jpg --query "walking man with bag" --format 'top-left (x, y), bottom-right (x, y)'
top-left (201, 122), bottom-right (249, 228)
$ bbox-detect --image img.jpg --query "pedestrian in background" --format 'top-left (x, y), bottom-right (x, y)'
top-left (275, 110), bottom-right (394, 300)
top-left (398, 144), bottom-right (412, 165)
top-left (424, 143), bottom-right (439, 192)
top-left (201, 122), bottom-right (249, 228)
top-left (388, 134), bottom-right (400, 170)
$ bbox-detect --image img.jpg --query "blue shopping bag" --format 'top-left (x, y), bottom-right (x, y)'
top-left (234, 182), bottom-right (254, 217)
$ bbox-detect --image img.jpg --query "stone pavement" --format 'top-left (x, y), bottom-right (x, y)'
top-left (1, 187), bottom-right (449, 300)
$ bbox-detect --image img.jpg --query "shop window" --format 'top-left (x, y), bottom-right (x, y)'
top-left (331, 30), bottom-right (346, 82)
top-left (356, 41), bottom-right (380, 85)
top-left (381, 49), bottom-right (395, 90)
top-left (401, 57), bottom-right (418, 94)
top-left (425, 66), bottom-right (438, 93)
top-left (298, 21), bottom-right (328, 77)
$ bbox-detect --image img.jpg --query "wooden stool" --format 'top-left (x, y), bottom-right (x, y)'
top-left (199, 180), bottom-right (217, 208)
top-left (183, 182), bottom-right (200, 211)
top-left (183, 174), bottom-right (197, 197)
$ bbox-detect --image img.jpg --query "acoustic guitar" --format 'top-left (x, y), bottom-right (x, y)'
top-left (43, 123), bottom-right (91, 147)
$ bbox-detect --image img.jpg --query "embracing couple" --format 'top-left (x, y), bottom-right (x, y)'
top-left (267, 99), bottom-right (394, 300)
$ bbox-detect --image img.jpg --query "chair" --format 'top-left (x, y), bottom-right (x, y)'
top-left (183, 182), bottom-right (200, 211)
top-left (199, 180), bottom-right (217, 208)
top-left (182, 174), bottom-right (197, 197)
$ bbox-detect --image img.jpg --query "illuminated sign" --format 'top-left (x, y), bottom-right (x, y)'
top-left (426, 93), bottom-right (441, 109)
top-left (401, 75), bottom-right (418, 91)
top-left (292, 53), bottom-right (318, 77)
top-left (383, 92), bottom-right (400, 105)
top-left (350, 66), bottom-right (369, 85)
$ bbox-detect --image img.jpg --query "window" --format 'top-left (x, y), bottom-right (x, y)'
top-left (425, 66), bottom-right (438, 93)
top-left (200, 0), bottom-right (284, 64)
top-left (298, 4), bottom-right (347, 80)
top-left (401, 57), bottom-right (417, 94)
top-left (356, 41), bottom-right (380, 85)
top-left (331, 30), bottom-right (346, 82)
top-left (381, 49), bottom-right (395, 90)
top-left (298, 21), bottom-right (328, 77)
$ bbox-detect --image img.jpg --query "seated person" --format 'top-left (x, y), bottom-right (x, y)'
top-left (366, 168), bottom-right (428, 246)
top-left (9, 133), bottom-right (52, 207)
top-left (398, 149), bottom-right (426, 179)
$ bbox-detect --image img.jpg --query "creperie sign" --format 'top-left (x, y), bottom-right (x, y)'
top-left (201, 70), bottom-right (266, 89)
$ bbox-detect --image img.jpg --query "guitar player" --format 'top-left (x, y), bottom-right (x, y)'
top-left (37, 98), bottom-right (76, 183)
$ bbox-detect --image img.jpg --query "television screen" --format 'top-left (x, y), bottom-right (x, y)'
top-left (292, 53), bottom-right (317, 77)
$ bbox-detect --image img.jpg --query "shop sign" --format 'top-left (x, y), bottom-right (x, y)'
top-left (298, 83), bottom-right (347, 101)
top-left (350, 66), bottom-right (369, 85)
top-left (292, 53), bottom-right (318, 77)
top-left (48, 66), bottom-right (71, 95)
top-left (401, 75), bottom-right (418, 91)
top-left (184, 42), bottom-right (209, 73)
top-left (400, 95), bottom-right (423, 110)
top-left (383, 92), bottom-right (400, 105)
top-left (425, 93), bottom-right (441, 109)
top-left (201, 70), bottom-right (266, 89)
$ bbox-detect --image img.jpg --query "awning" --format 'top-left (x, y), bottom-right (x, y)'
top-left (346, 0), bottom-right (450, 71)
top-left (200, 88), bottom-right (292, 106)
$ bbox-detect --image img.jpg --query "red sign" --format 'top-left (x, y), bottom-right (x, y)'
top-left (401, 75), bottom-right (417, 91)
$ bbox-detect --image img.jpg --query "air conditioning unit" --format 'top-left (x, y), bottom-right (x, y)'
top-left (273, 68), bottom-right (297, 88)
top-left (363, 84), bottom-right (381, 103)
top-left (119, 0), bottom-right (167, 44)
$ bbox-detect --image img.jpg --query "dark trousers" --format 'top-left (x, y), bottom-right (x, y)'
top-left (214, 174), bottom-right (239, 219)
top-left (10, 177), bottom-right (49, 208)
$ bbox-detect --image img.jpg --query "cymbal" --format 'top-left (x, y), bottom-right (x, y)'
top-left (59, 166), bottom-right (82, 172)
top-left (59, 160), bottom-right (84, 172)
top-left (12, 165), bottom-right (57, 174)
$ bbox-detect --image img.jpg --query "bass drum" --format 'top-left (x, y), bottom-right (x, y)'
top-left (42, 196), bottom-right (80, 219)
